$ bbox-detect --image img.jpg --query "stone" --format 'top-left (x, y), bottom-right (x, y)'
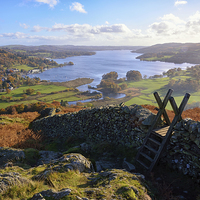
top-left (80, 143), bottom-right (91, 153)
top-left (40, 107), bottom-right (56, 117)
top-left (37, 150), bottom-right (63, 165)
top-left (0, 172), bottom-right (29, 194)
top-left (141, 113), bottom-right (156, 126)
top-left (122, 159), bottom-right (136, 172)
top-left (30, 188), bottom-right (71, 200)
top-left (190, 133), bottom-right (196, 142)
top-left (34, 153), bottom-right (94, 181)
top-left (0, 147), bottom-right (25, 166)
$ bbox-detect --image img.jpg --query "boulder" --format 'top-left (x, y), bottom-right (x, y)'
top-left (0, 172), bottom-right (29, 194)
top-left (37, 150), bottom-right (63, 165)
top-left (0, 147), bottom-right (25, 166)
top-left (30, 188), bottom-right (71, 200)
top-left (40, 107), bottom-right (56, 117)
top-left (33, 153), bottom-right (94, 181)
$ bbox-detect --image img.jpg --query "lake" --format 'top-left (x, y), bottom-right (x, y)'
top-left (28, 50), bottom-right (194, 92)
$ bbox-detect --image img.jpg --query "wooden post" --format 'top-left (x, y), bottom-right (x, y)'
top-left (154, 92), bottom-right (171, 125)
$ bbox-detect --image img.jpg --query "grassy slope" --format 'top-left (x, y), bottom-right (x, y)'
top-left (0, 85), bottom-right (79, 108)
top-left (124, 75), bottom-right (199, 110)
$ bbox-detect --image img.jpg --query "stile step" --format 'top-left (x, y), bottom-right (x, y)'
top-left (136, 159), bottom-right (149, 169)
top-left (148, 138), bottom-right (162, 146)
top-left (140, 152), bottom-right (154, 162)
top-left (151, 131), bottom-right (164, 139)
top-left (144, 145), bottom-right (158, 154)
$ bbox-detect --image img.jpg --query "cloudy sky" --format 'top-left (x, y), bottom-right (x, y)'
top-left (1, 0), bottom-right (200, 46)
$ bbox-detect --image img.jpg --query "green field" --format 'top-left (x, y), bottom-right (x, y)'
top-left (14, 64), bottom-right (35, 71)
top-left (124, 76), bottom-right (198, 110)
top-left (0, 84), bottom-right (76, 108)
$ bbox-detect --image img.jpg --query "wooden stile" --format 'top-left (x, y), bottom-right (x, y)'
top-left (135, 89), bottom-right (190, 171)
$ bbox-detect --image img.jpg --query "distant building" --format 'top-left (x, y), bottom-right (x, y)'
top-left (29, 69), bottom-right (40, 74)
top-left (12, 68), bottom-right (19, 72)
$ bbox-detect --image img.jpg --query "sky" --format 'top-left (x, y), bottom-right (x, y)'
top-left (1, 0), bottom-right (200, 46)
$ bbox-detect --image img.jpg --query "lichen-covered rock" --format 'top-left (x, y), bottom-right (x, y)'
top-left (30, 188), bottom-right (71, 200)
top-left (40, 107), bottom-right (56, 117)
top-left (37, 151), bottom-right (63, 165)
top-left (33, 153), bottom-right (94, 181)
top-left (0, 147), bottom-right (25, 166)
top-left (0, 172), bottom-right (29, 194)
top-left (87, 169), bottom-right (150, 199)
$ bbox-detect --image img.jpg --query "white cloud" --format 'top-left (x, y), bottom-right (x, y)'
top-left (35, 0), bottom-right (59, 8)
top-left (174, 1), bottom-right (187, 6)
top-left (2, 32), bottom-right (27, 39)
top-left (188, 11), bottom-right (200, 21)
top-left (105, 21), bottom-right (109, 25)
top-left (32, 23), bottom-right (132, 35)
top-left (160, 13), bottom-right (185, 24)
top-left (149, 12), bottom-right (188, 36)
top-left (4, 11), bottom-right (200, 46)
top-left (32, 25), bottom-right (49, 32)
top-left (150, 22), bottom-right (169, 34)
top-left (20, 23), bottom-right (29, 29)
top-left (70, 2), bottom-right (87, 13)
top-left (186, 11), bottom-right (200, 33)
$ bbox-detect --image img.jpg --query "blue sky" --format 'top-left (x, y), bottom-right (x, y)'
top-left (1, 0), bottom-right (200, 46)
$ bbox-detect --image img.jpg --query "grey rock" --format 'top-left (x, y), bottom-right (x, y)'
top-left (142, 113), bottom-right (156, 126)
top-left (33, 153), bottom-right (94, 181)
top-left (0, 147), bottom-right (25, 166)
top-left (0, 172), bottom-right (29, 194)
top-left (40, 107), bottom-right (56, 117)
top-left (37, 150), bottom-right (63, 165)
top-left (80, 143), bottom-right (91, 153)
top-left (122, 159), bottom-right (136, 172)
top-left (30, 188), bottom-right (71, 200)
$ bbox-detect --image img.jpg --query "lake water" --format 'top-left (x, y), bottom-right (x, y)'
top-left (28, 50), bottom-right (194, 91)
top-left (28, 50), bottom-right (194, 104)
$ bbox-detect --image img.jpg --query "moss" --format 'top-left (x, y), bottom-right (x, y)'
top-left (45, 142), bottom-right (59, 152)
top-left (116, 186), bottom-right (137, 200)
top-left (24, 148), bottom-right (40, 166)
top-left (63, 147), bottom-right (82, 154)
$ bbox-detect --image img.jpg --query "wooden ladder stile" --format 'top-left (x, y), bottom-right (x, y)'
top-left (135, 90), bottom-right (190, 171)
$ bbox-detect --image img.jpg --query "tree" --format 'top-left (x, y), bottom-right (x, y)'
top-left (126, 70), bottom-right (142, 81)
top-left (22, 94), bottom-right (27, 99)
top-left (102, 71), bottom-right (118, 80)
top-left (6, 88), bottom-right (11, 94)
top-left (68, 61), bottom-right (74, 65)
top-left (120, 83), bottom-right (128, 90)
top-left (26, 88), bottom-right (35, 95)
top-left (16, 104), bottom-right (25, 113)
top-left (1, 95), bottom-right (6, 101)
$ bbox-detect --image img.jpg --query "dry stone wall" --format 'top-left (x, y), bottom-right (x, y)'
top-left (32, 103), bottom-right (156, 149)
top-left (32, 103), bottom-right (200, 181)
top-left (161, 118), bottom-right (200, 182)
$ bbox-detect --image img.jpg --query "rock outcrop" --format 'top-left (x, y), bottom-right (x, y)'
top-left (33, 153), bottom-right (94, 182)
top-left (0, 172), bottom-right (29, 194)
top-left (0, 147), bottom-right (25, 166)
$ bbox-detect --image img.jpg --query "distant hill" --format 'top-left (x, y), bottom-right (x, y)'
top-left (1, 45), bottom-right (145, 59)
top-left (134, 43), bottom-right (200, 64)
top-left (0, 49), bottom-right (59, 69)
top-left (2, 45), bottom-right (144, 52)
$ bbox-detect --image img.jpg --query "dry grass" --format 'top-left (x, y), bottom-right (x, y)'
top-left (1, 104), bottom-right (200, 150)
top-left (0, 107), bottom-right (84, 149)
top-left (142, 104), bottom-right (200, 121)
